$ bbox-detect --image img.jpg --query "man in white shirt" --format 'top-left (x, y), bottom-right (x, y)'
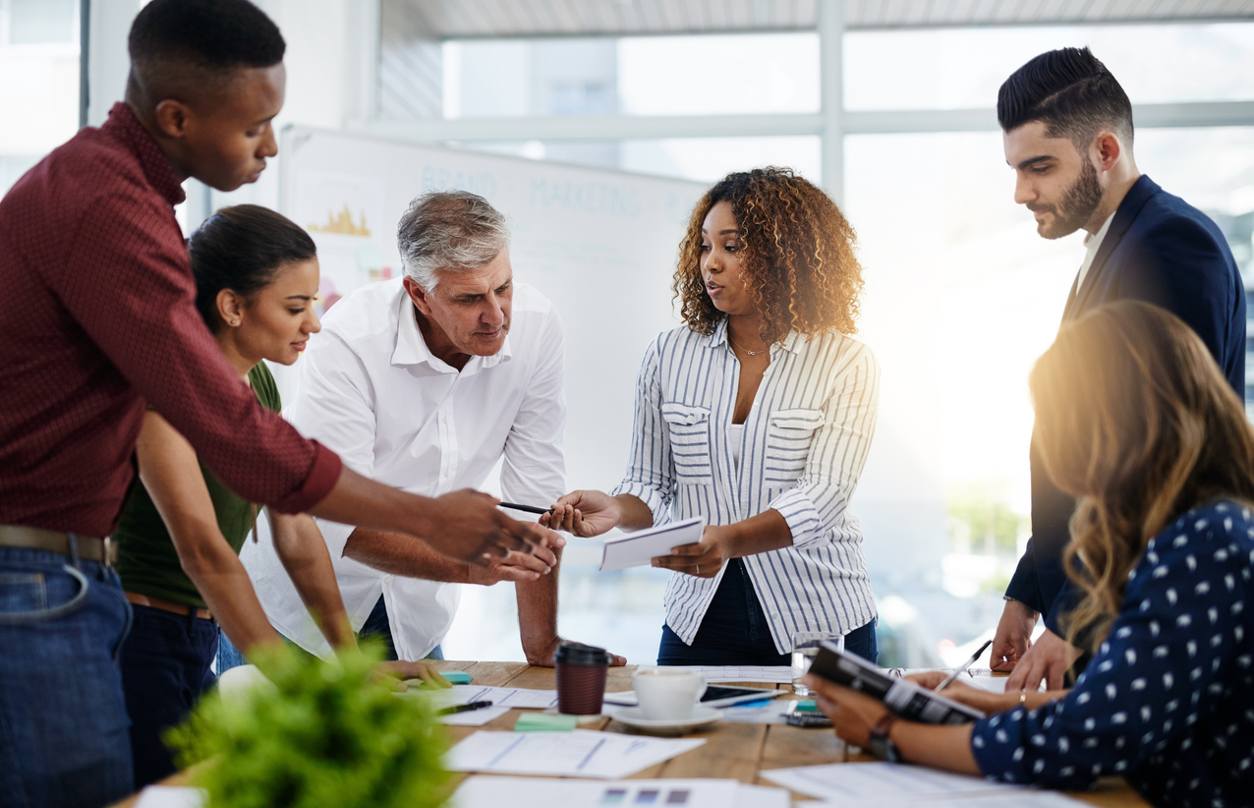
top-left (242, 191), bottom-right (624, 665)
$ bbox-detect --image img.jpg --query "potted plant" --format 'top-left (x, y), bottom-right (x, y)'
top-left (168, 642), bottom-right (451, 808)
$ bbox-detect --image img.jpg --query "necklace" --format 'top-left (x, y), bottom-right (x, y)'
top-left (729, 337), bottom-right (767, 357)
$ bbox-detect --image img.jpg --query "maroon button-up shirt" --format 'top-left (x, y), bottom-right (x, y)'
top-left (0, 103), bottom-right (341, 536)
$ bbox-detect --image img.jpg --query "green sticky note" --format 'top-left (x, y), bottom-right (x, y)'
top-left (441, 671), bottom-right (472, 685)
top-left (515, 712), bottom-right (578, 732)
top-left (793, 699), bottom-right (819, 712)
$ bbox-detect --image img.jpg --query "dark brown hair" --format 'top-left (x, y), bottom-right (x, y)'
top-left (674, 167), bottom-right (863, 342)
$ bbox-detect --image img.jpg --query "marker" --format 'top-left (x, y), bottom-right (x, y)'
top-left (438, 700), bottom-right (494, 715)
top-left (936, 639), bottom-right (993, 692)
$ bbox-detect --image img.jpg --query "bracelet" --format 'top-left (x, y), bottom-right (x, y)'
top-left (1018, 688), bottom-right (1028, 707)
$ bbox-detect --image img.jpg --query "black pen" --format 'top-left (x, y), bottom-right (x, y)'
top-left (438, 700), bottom-right (494, 715)
top-left (936, 639), bottom-right (993, 692)
top-left (499, 502), bottom-right (550, 515)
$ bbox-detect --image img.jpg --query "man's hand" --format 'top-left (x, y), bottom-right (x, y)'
top-left (804, 674), bottom-right (890, 748)
top-left (421, 488), bottom-right (552, 565)
top-left (522, 635), bottom-right (627, 668)
top-left (374, 660), bottom-right (451, 689)
top-left (1006, 628), bottom-right (1081, 691)
top-left (990, 599), bottom-right (1038, 673)
top-left (544, 490), bottom-right (622, 537)
top-left (467, 527), bottom-right (564, 585)
top-left (649, 525), bottom-right (732, 578)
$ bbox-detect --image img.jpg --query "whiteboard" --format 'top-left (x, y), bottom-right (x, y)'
top-left (277, 126), bottom-right (706, 493)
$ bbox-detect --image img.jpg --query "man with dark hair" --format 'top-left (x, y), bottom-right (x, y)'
top-left (0, 2), bottom-right (550, 805)
top-left (991, 46), bottom-right (1246, 692)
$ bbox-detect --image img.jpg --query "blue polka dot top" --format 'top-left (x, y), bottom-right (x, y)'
top-left (970, 499), bottom-right (1254, 806)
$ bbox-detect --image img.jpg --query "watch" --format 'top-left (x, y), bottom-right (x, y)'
top-left (867, 713), bottom-right (902, 762)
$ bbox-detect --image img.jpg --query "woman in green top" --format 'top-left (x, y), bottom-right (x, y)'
top-left (115, 205), bottom-right (446, 788)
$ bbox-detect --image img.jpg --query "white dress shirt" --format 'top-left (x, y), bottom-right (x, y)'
top-left (1074, 212), bottom-right (1115, 296)
top-left (240, 278), bottom-right (566, 660)
top-left (611, 319), bottom-right (880, 653)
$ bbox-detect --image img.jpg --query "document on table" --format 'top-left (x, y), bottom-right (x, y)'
top-left (447, 729), bottom-right (705, 779)
top-left (134, 787), bottom-right (206, 808)
top-left (451, 776), bottom-right (741, 808)
top-left (424, 684), bottom-right (558, 710)
top-left (439, 705), bottom-right (512, 726)
top-left (810, 792), bottom-right (1088, 807)
top-left (599, 516), bottom-right (705, 570)
top-left (761, 762), bottom-right (1037, 800)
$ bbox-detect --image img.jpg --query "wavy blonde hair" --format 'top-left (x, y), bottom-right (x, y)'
top-left (1029, 300), bottom-right (1254, 654)
top-left (673, 167), bottom-right (863, 341)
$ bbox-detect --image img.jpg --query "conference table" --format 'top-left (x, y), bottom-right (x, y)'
top-left (117, 660), bottom-right (1148, 807)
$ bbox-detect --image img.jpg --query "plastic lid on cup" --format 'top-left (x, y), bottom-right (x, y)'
top-left (555, 640), bottom-right (610, 667)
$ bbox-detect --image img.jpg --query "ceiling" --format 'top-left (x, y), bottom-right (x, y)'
top-left (392, 0), bottom-right (1254, 39)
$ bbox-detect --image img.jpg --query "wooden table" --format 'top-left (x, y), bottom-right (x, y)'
top-left (117, 661), bottom-right (1147, 806)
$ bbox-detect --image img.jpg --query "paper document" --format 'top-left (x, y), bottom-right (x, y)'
top-left (424, 684), bottom-right (557, 710)
top-left (599, 516), bottom-right (705, 570)
top-left (812, 792), bottom-right (1087, 807)
top-left (134, 787), bottom-right (206, 808)
top-left (439, 705), bottom-right (512, 726)
top-left (451, 776), bottom-right (740, 808)
top-left (761, 762), bottom-right (1036, 800)
top-left (734, 785), bottom-right (790, 808)
top-left (447, 729), bottom-right (705, 779)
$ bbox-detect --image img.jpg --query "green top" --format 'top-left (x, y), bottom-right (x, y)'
top-left (114, 362), bottom-right (281, 609)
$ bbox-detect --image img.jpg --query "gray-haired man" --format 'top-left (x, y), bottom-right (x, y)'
top-left (241, 191), bottom-right (625, 665)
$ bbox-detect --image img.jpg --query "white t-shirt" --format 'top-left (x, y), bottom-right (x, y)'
top-left (240, 278), bottom-right (567, 660)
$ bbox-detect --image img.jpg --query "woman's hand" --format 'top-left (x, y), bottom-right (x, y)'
top-left (649, 525), bottom-right (734, 578)
top-left (543, 490), bottom-right (622, 537)
top-left (803, 674), bottom-right (890, 748)
top-left (905, 671), bottom-right (1002, 714)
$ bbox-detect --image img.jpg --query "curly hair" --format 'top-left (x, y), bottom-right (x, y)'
top-left (673, 167), bottom-right (863, 341)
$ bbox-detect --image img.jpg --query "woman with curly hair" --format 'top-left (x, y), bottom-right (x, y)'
top-left (547, 168), bottom-right (880, 665)
top-left (805, 301), bottom-right (1254, 806)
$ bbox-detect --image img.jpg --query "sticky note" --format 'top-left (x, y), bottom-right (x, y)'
top-left (441, 671), bottom-right (473, 685)
top-left (515, 712), bottom-right (578, 732)
top-left (793, 699), bottom-right (819, 712)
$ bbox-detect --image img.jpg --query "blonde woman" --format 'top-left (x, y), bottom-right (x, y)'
top-left (807, 300), bottom-right (1254, 806)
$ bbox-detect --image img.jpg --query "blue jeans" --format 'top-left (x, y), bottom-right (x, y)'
top-left (0, 546), bottom-right (134, 808)
top-left (657, 559), bottom-right (878, 665)
top-left (214, 595), bottom-right (443, 674)
top-left (119, 605), bottom-right (218, 788)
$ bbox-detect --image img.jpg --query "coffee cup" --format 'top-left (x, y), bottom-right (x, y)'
top-left (631, 668), bottom-right (706, 720)
top-left (555, 641), bottom-right (610, 715)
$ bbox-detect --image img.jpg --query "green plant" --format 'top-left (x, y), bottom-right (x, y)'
top-left (167, 642), bottom-right (451, 808)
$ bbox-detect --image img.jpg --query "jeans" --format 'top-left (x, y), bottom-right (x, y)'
top-left (0, 546), bottom-right (134, 808)
top-left (657, 558), bottom-right (879, 665)
top-left (214, 595), bottom-right (443, 674)
top-left (119, 605), bottom-right (218, 788)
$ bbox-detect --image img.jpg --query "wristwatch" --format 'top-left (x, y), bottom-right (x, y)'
top-left (867, 713), bottom-right (902, 762)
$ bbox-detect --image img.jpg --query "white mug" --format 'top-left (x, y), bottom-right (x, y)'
top-left (631, 668), bottom-right (706, 720)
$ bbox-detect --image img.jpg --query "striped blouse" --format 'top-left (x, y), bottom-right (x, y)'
top-left (611, 318), bottom-right (880, 653)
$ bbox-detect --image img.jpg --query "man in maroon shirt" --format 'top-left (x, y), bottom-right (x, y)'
top-left (0, 2), bottom-right (554, 805)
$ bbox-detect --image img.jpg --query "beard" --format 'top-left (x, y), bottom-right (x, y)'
top-left (1034, 159), bottom-right (1102, 240)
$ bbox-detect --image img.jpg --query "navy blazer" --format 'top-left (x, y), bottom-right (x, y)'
top-left (1005, 175), bottom-right (1247, 631)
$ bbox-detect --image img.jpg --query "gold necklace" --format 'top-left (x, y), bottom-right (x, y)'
top-left (729, 337), bottom-right (767, 357)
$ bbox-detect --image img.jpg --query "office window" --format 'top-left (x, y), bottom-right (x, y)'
top-left (845, 23), bottom-right (1254, 110)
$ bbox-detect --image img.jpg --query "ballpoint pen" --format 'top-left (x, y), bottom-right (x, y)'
top-left (438, 700), bottom-right (495, 715)
top-left (935, 639), bottom-right (993, 692)
top-left (499, 502), bottom-right (550, 515)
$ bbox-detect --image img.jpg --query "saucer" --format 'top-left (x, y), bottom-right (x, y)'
top-left (611, 705), bottom-right (722, 736)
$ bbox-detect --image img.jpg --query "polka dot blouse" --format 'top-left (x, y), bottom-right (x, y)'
top-left (970, 499), bottom-right (1254, 806)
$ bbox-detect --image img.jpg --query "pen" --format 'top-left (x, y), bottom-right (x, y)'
top-left (499, 502), bottom-right (550, 515)
top-left (935, 639), bottom-right (993, 692)
top-left (438, 700), bottom-right (494, 715)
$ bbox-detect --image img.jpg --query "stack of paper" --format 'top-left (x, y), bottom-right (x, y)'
top-left (761, 763), bottom-right (1085, 804)
top-left (451, 777), bottom-right (789, 808)
top-left (447, 729), bottom-right (705, 779)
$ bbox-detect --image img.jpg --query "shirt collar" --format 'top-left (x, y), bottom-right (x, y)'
top-left (102, 102), bottom-right (187, 207)
top-left (391, 290), bottom-right (513, 374)
top-left (1083, 212), bottom-right (1115, 258)
top-left (703, 317), bottom-right (804, 355)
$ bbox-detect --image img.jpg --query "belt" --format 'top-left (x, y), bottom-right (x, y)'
top-left (125, 591), bottom-right (214, 622)
top-left (0, 525), bottom-right (116, 566)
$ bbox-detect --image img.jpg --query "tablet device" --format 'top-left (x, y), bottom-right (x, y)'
top-left (603, 685), bottom-right (777, 708)
top-left (807, 641), bottom-right (985, 724)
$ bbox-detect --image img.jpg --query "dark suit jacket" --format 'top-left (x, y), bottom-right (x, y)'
top-left (1005, 175), bottom-right (1247, 631)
